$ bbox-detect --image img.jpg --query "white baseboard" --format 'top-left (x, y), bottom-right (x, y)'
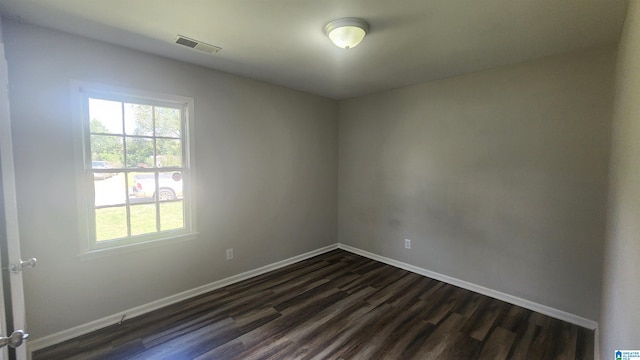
top-left (27, 244), bottom-right (338, 354)
top-left (29, 242), bottom-right (599, 357)
top-left (337, 243), bottom-right (598, 330)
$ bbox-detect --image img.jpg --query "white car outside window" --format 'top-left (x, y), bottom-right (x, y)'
top-left (131, 172), bottom-right (183, 201)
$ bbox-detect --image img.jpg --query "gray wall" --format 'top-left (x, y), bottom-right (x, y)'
top-left (338, 47), bottom-right (615, 321)
top-left (2, 20), bottom-right (337, 339)
top-left (600, 0), bottom-right (640, 356)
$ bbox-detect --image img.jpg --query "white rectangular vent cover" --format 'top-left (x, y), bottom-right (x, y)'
top-left (175, 35), bottom-right (221, 54)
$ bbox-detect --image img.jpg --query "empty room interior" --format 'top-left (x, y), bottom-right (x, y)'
top-left (0, 0), bottom-right (639, 359)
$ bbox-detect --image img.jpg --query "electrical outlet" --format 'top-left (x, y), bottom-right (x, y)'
top-left (405, 239), bottom-right (411, 249)
top-left (226, 248), bottom-right (234, 260)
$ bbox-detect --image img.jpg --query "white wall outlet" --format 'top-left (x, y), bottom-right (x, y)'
top-left (405, 239), bottom-right (411, 249)
top-left (226, 248), bottom-right (234, 260)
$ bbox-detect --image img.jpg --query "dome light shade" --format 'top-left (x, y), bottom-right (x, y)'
top-left (324, 18), bottom-right (370, 49)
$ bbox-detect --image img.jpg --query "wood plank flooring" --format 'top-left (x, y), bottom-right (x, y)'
top-left (33, 249), bottom-right (594, 360)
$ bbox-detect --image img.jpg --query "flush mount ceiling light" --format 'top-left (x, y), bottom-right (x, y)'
top-left (324, 17), bottom-right (370, 49)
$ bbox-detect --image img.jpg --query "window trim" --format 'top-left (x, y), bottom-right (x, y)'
top-left (71, 81), bottom-right (197, 258)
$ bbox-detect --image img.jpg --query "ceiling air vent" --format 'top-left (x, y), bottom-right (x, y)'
top-left (175, 35), bottom-right (221, 54)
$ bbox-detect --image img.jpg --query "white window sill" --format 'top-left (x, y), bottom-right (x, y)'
top-left (78, 232), bottom-right (199, 261)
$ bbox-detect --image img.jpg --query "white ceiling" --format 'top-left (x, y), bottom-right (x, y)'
top-left (0, 0), bottom-right (629, 99)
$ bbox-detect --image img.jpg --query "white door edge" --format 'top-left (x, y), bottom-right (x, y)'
top-left (0, 24), bottom-right (29, 360)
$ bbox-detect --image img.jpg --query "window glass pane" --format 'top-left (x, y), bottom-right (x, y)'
top-left (156, 139), bottom-right (182, 168)
top-left (129, 172), bottom-right (157, 204)
top-left (160, 201), bottom-right (184, 231)
top-left (124, 103), bottom-right (153, 136)
top-left (130, 204), bottom-right (157, 236)
top-left (126, 137), bottom-right (154, 168)
top-left (158, 172), bottom-right (183, 201)
top-left (94, 173), bottom-right (126, 207)
top-left (95, 207), bottom-right (127, 241)
top-left (91, 135), bottom-right (124, 167)
top-left (155, 107), bottom-right (181, 138)
top-left (89, 98), bottom-right (123, 134)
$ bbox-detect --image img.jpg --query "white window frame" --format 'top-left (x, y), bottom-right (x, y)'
top-left (71, 81), bottom-right (197, 258)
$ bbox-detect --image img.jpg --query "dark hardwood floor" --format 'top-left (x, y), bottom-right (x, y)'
top-left (33, 249), bottom-right (594, 360)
